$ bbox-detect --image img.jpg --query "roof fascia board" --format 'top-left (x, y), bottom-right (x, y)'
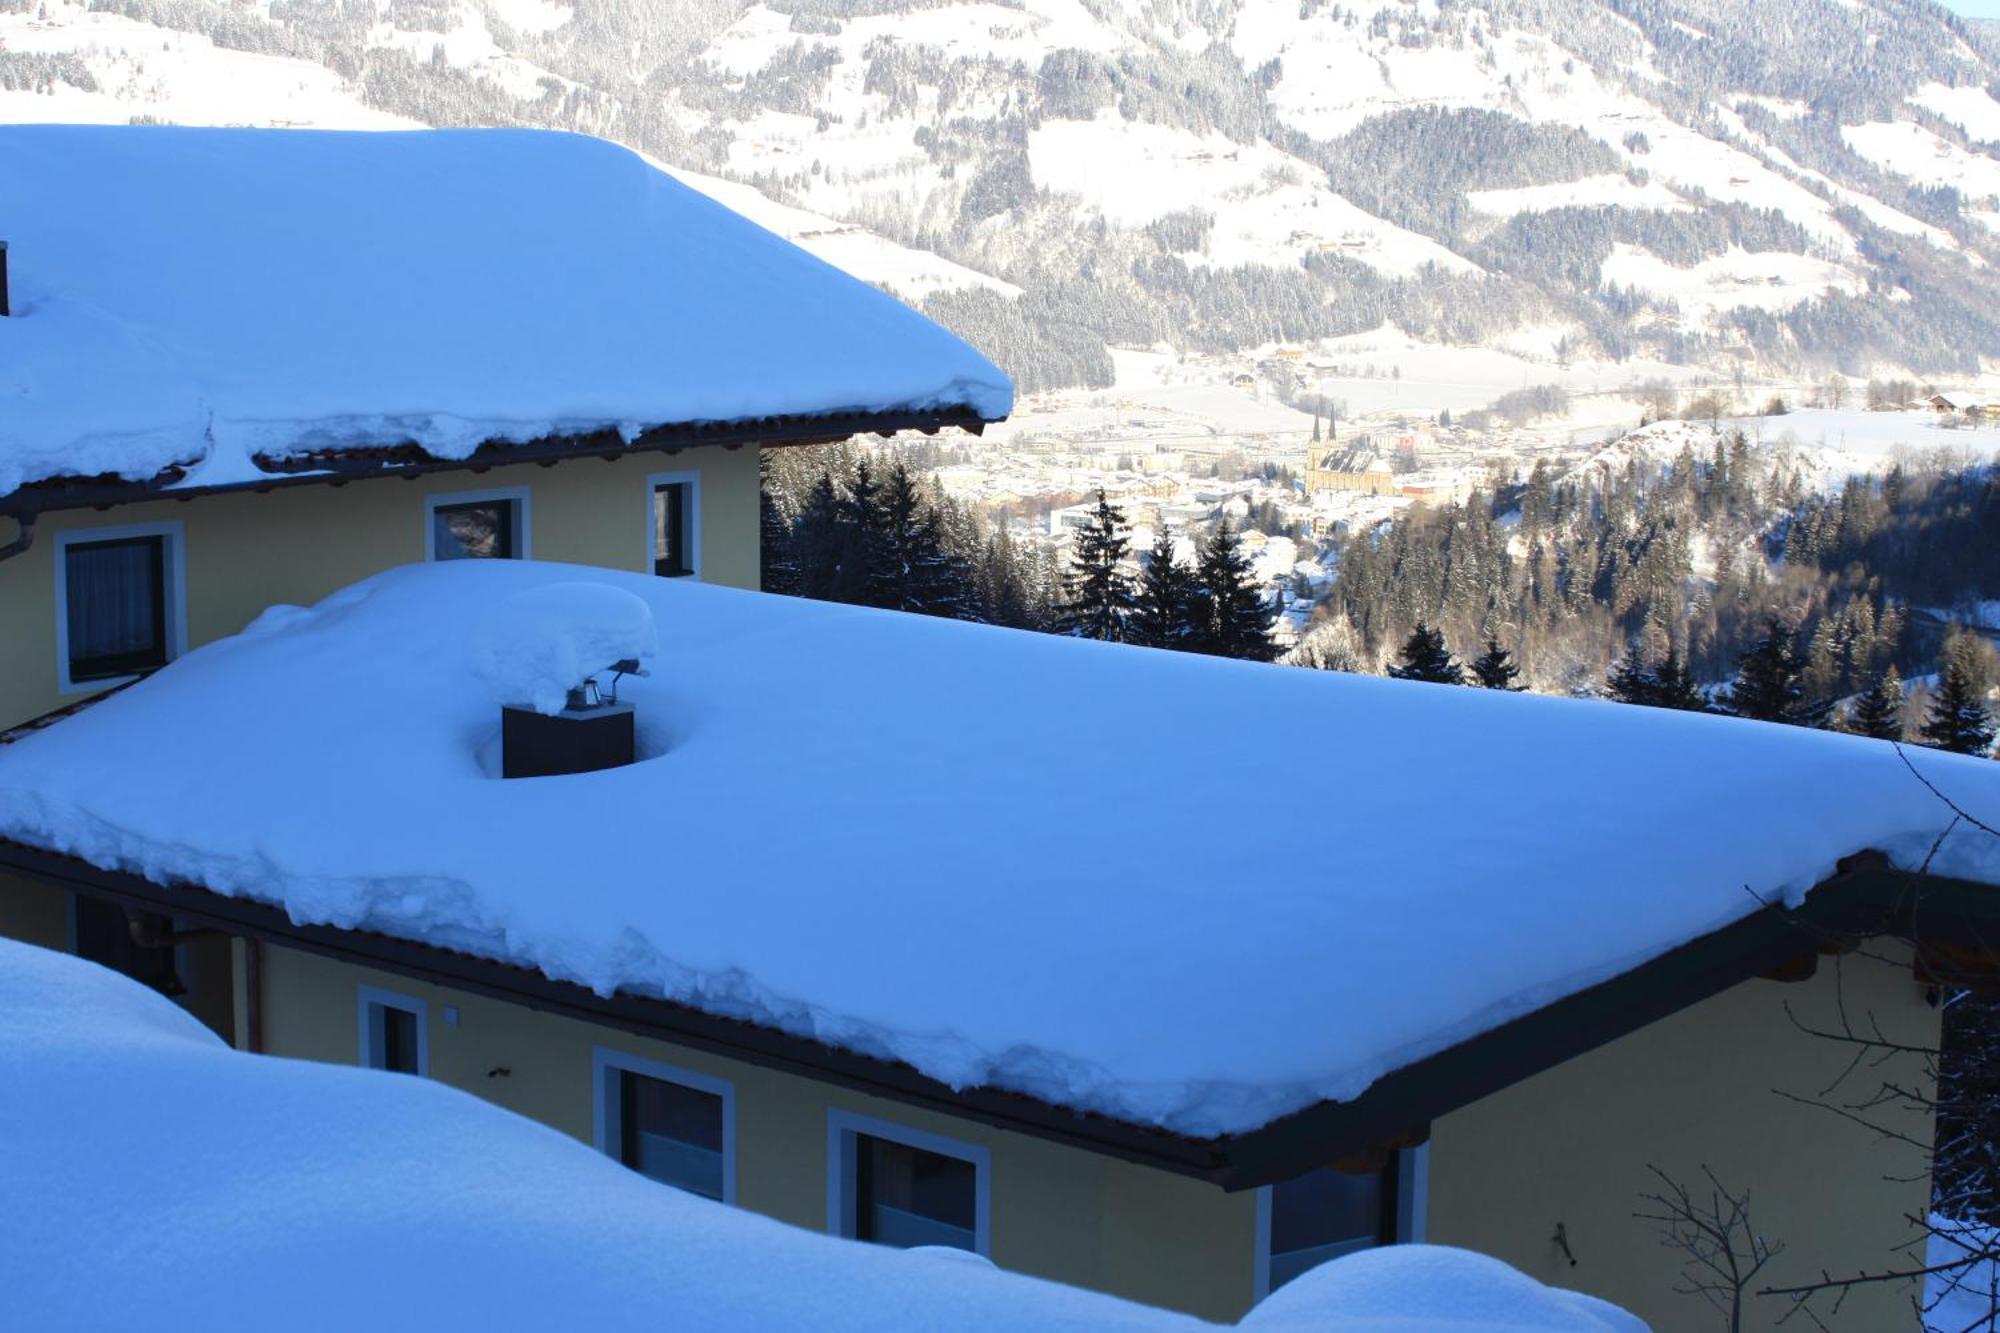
top-left (0, 408), bottom-right (994, 519)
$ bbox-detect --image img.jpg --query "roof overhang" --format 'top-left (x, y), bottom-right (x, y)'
top-left (0, 406), bottom-right (994, 520)
top-left (0, 840), bottom-right (1988, 1190)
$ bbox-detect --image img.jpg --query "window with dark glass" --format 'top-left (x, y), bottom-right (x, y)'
top-left (653, 482), bottom-right (692, 577)
top-left (854, 1134), bottom-right (977, 1251)
top-left (364, 1001), bottom-right (422, 1075)
top-left (64, 535), bottom-right (168, 682)
top-left (618, 1071), bottom-right (725, 1199)
top-left (1268, 1166), bottom-right (1395, 1292)
top-left (432, 499), bottom-right (517, 560)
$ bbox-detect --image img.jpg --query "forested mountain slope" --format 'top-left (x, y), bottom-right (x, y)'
top-left (10, 0), bottom-right (2000, 392)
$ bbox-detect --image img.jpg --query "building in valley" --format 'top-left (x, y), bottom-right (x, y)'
top-left (2, 125), bottom-right (1998, 1333)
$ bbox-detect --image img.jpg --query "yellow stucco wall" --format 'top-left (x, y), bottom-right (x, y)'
top-left (1428, 948), bottom-right (1938, 1332)
top-left (0, 447), bottom-right (760, 729)
top-left (255, 943), bottom-right (1260, 1322)
top-left (0, 870), bottom-right (68, 952)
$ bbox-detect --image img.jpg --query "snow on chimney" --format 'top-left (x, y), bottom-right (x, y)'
top-left (472, 582), bottom-right (657, 779)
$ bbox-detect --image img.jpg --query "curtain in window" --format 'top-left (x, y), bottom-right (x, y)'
top-left (65, 537), bottom-right (164, 676)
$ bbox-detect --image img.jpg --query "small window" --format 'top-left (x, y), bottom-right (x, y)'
top-left (63, 534), bottom-right (169, 682)
top-left (828, 1111), bottom-right (989, 1256)
top-left (653, 480), bottom-right (693, 577)
top-left (620, 1070), bottom-right (726, 1199)
top-left (432, 499), bottom-right (517, 560)
top-left (856, 1134), bottom-right (977, 1250)
top-left (357, 987), bottom-right (427, 1076)
top-left (594, 1049), bottom-right (735, 1202)
top-left (1260, 1165), bottom-right (1398, 1296)
top-left (426, 488), bottom-right (528, 562)
top-left (70, 896), bottom-right (182, 996)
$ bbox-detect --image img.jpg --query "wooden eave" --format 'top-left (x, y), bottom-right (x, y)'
top-left (0, 407), bottom-right (994, 520)
top-left (0, 839), bottom-right (1988, 1191)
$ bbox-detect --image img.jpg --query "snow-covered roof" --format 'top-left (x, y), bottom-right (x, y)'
top-left (0, 125), bottom-right (1011, 501)
top-left (1, 562), bottom-right (1997, 1139)
top-left (0, 937), bottom-right (1641, 1332)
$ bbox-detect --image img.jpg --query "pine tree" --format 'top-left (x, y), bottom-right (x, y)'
top-left (828, 460), bottom-right (889, 608)
top-left (1130, 525), bottom-right (1201, 651)
top-left (1651, 652), bottom-right (1708, 712)
top-left (1192, 519), bottom-right (1275, 661)
top-left (794, 470), bottom-right (846, 603)
top-left (759, 469), bottom-right (800, 597)
top-left (1921, 658), bottom-right (1997, 757)
top-left (1470, 638), bottom-right (1524, 690)
top-left (1606, 648), bottom-right (1657, 706)
top-left (1058, 490), bottom-right (1135, 642)
top-left (1389, 622), bottom-right (1464, 684)
top-left (876, 462), bottom-right (967, 619)
top-left (1721, 621), bottom-right (1816, 726)
top-left (1848, 668), bottom-right (1906, 742)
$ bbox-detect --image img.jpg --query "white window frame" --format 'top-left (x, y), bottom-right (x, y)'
top-left (1252, 1146), bottom-right (1427, 1302)
top-left (424, 485), bottom-right (531, 562)
top-left (355, 984), bottom-right (429, 1076)
top-left (826, 1108), bottom-right (992, 1257)
top-left (53, 519), bottom-right (188, 695)
top-left (591, 1045), bottom-right (737, 1204)
top-left (644, 468), bottom-right (701, 580)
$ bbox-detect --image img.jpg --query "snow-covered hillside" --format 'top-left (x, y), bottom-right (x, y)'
top-left (9, 0), bottom-right (2000, 398)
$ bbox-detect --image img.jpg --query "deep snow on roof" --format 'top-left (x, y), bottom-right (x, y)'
top-left (1, 561), bottom-right (1996, 1136)
top-left (0, 125), bottom-right (1011, 499)
top-left (0, 938), bottom-right (1641, 1332)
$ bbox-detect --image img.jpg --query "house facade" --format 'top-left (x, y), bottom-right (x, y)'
top-left (0, 850), bottom-right (1954, 1329)
top-left (1, 123), bottom-right (1991, 1333)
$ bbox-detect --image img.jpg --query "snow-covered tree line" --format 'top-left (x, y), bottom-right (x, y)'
top-left (761, 444), bottom-right (1063, 629)
top-left (1319, 441), bottom-right (2000, 717)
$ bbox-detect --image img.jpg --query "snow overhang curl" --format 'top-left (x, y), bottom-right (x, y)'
top-left (471, 582), bottom-right (659, 716)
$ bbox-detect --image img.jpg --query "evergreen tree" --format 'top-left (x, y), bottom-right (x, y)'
top-left (828, 460), bottom-right (889, 609)
top-left (876, 462), bottom-right (967, 619)
top-left (1192, 519), bottom-right (1275, 661)
top-left (1651, 651), bottom-right (1708, 712)
top-left (1606, 647), bottom-right (1657, 706)
top-left (1130, 525), bottom-right (1201, 650)
top-left (1921, 658), bottom-right (1997, 757)
top-left (1058, 490), bottom-right (1135, 642)
top-left (1470, 638), bottom-right (1524, 690)
top-left (759, 468), bottom-right (800, 597)
top-left (1848, 668), bottom-right (1906, 742)
top-left (794, 470), bottom-right (846, 603)
top-left (1720, 621), bottom-right (1816, 725)
top-left (1389, 622), bottom-right (1464, 684)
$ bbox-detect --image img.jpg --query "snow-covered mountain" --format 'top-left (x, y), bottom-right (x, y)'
top-left (9, 0), bottom-right (2000, 397)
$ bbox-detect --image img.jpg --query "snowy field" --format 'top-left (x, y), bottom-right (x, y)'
top-left (0, 937), bottom-right (1643, 1332)
top-left (1, 562), bottom-right (1995, 1138)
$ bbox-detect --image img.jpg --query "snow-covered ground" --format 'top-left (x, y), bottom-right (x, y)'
top-left (0, 125), bottom-right (1009, 497)
top-left (1, 561), bottom-right (1995, 1138)
top-left (0, 936), bottom-right (1643, 1331)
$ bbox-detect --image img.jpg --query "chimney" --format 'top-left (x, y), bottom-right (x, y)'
top-left (500, 662), bottom-right (640, 779)
top-left (1, 241), bottom-right (10, 318)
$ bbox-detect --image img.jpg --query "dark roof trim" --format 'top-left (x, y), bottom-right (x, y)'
top-left (0, 840), bottom-right (1988, 1190)
top-left (0, 407), bottom-right (993, 519)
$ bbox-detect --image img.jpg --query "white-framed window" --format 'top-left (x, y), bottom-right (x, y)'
top-left (426, 486), bottom-right (530, 562)
top-left (647, 469), bottom-right (700, 579)
top-left (826, 1109), bottom-right (990, 1256)
top-left (592, 1047), bottom-right (735, 1203)
top-left (1253, 1147), bottom-right (1427, 1301)
top-left (356, 985), bottom-right (428, 1076)
top-left (53, 519), bottom-right (187, 694)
